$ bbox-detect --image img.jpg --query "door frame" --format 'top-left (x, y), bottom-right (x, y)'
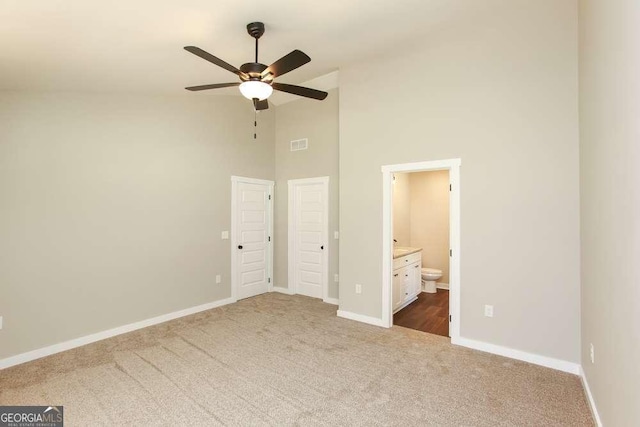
top-left (288, 176), bottom-right (330, 301)
top-left (381, 158), bottom-right (461, 339)
top-left (230, 175), bottom-right (274, 301)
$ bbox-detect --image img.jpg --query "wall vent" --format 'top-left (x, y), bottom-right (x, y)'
top-left (290, 138), bottom-right (308, 152)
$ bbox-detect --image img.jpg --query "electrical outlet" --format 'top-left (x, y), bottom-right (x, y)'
top-left (484, 305), bottom-right (494, 317)
top-left (590, 343), bottom-right (595, 364)
top-left (334, 231), bottom-right (340, 239)
top-left (355, 283), bottom-right (362, 294)
top-left (0, 316), bottom-right (3, 330)
top-left (334, 274), bottom-right (339, 283)
top-left (221, 231), bottom-right (229, 240)
top-left (215, 275), bottom-right (221, 284)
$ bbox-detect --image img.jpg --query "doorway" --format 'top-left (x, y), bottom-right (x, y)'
top-left (381, 159), bottom-right (461, 340)
top-left (231, 176), bottom-right (274, 301)
top-left (288, 177), bottom-right (329, 300)
top-left (392, 170), bottom-right (450, 336)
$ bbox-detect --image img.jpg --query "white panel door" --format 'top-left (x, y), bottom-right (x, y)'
top-left (235, 181), bottom-right (271, 300)
top-left (289, 178), bottom-right (328, 299)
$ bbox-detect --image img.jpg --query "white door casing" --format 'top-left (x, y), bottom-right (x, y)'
top-left (231, 176), bottom-right (274, 301)
top-left (288, 177), bottom-right (329, 301)
top-left (381, 159), bottom-right (461, 339)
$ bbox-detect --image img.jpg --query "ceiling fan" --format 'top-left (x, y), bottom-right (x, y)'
top-left (184, 22), bottom-right (328, 111)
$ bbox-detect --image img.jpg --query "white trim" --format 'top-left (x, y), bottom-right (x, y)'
top-left (323, 297), bottom-right (339, 305)
top-left (272, 286), bottom-right (294, 295)
top-left (436, 282), bottom-right (449, 290)
top-left (580, 367), bottom-right (603, 426)
top-left (231, 176), bottom-right (275, 301)
top-left (0, 297), bottom-right (236, 370)
top-left (381, 158), bottom-right (461, 174)
top-left (337, 310), bottom-right (386, 327)
top-left (381, 158), bottom-right (461, 340)
top-left (451, 336), bottom-right (580, 375)
top-left (230, 175), bottom-right (274, 185)
top-left (288, 177), bottom-right (330, 301)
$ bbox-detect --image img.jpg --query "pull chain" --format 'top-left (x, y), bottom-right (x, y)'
top-left (252, 98), bottom-right (258, 140)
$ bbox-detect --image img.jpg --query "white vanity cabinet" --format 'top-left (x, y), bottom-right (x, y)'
top-left (392, 250), bottom-right (422, 313)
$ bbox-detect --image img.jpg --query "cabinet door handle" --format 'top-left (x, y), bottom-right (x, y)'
top-left (414, 265), bottom-right (419, 268)
top-left (393, 274), bottom-right (399, 277)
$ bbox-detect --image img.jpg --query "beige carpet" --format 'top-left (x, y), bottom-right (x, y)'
top-left (0, 293), bottom-right (593, 426)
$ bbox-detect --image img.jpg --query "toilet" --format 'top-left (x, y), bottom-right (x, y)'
top-left (421, 268), bottom-right (442, 293)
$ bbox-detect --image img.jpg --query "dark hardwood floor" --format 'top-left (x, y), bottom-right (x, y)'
top-left (393, 289), bottom-right (449, 337)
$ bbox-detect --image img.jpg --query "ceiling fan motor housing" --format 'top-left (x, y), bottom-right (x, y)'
top-left (240, 62), bottom-right (268, 81)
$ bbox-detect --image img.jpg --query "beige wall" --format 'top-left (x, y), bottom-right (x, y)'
top-left (273, 89), bottom-right (339, 298)
top-left (0, 92), bottom-right (275, 359)
top-left (392, 173), bottom-right (411, 247)
top-left (339, 0), bottom-right (581, 363)
top-left (410, 171), bottom-right (450, 284)
top-left (579, 0), bottom-right (640, 423)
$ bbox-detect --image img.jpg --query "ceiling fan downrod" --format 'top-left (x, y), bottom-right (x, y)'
top-left (246, 22), bottom-right (265, 63)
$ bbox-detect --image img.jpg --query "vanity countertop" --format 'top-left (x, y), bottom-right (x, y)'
top-left (393, 246), bottom-right (422, 259)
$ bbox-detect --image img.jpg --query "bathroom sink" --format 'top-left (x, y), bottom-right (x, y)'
top-left (393, 247), bottom-right (420, 258)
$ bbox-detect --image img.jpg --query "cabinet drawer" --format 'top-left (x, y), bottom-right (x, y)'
top-left (393, 251), bottom-right (422, 270)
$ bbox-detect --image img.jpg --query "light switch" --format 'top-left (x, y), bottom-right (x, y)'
top-left (215, 275), bottom-right (221, 284)
top-left (221, 231), bottom-right (229, 240)
top-left (334, 231), bottom-right (340, 239)
top-left (484, 305), bottom-right (494, 317)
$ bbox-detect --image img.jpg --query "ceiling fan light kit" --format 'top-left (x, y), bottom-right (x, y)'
top-left (184, 21), bottom-right (328, 110)
top-left (239, 80), bottom-right (273, 101)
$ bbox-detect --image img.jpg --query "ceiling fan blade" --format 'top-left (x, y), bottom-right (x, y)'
top-left (253, 99), bottom-right (269, 110)
top-left (262, 50), bottom-right (311, 78)
top-left (271, 82), bottom-right (328, 100)
top-left (185, 82), bottom-right (240, 91)
top-left (184, 46), bottom-right (246, 78)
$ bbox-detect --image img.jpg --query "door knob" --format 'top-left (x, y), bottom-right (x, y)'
top-left (238, 245), bottom-right (243, 249)
top-left (320, 245), bottom-right (324, 250)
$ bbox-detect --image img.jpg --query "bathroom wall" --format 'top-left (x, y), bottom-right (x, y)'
top-left (392, 173), bottom-right (411, 247)
top-left (409, 171), bottom-right (450, 285)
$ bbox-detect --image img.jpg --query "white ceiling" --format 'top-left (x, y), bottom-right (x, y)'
top-left (0, 0), bottom-right (475, 99)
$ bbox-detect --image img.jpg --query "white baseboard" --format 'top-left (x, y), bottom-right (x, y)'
top-left (422, 282), bottom-right (449, 292)
top-left (0, 297), bottom-right (237, 371)
top-left (323, 297), bottom-right (339, 305)
top-left (272, 286), bottom-right (294, 295)
top-left (579, 366), bottom-right (603, 426)
top-left (337, 310), bottom-right (387, 328)
top-left (451, 336), bottom-right (580, 375)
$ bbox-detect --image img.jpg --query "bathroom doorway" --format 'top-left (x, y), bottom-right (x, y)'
top-left (391, 170), bottom-right (450, 336)
top-left (381, 159), bottom-right (461, 340)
